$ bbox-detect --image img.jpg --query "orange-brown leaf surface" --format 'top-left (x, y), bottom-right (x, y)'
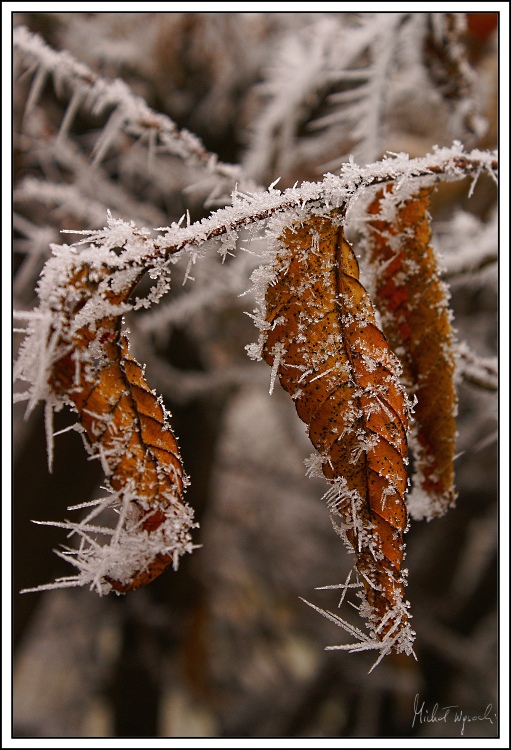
top-left (47, 264), bottom-right (190, 592)
top-left (263, 215), bottom-right (411, 645)
top-left (367, 186), bottom-right (457, 519)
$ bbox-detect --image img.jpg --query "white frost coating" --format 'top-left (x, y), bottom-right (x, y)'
top-left (21, 495), bottom-right (198, 596)
top-left (344, 486), bottom-right (407, 631)
top-left (268, 342), bottom-right (287, 395)
top-left (301, 592), bottom-right (415, 673)
top-left (406, 485), bottom-right (443, 522)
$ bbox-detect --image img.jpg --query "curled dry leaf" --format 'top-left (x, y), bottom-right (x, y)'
top-left (262, 215), bottom-right (414, 655)
top-left (44, 264), bottom-right (194, 593)
top-left (367, 186), bottom-right (457, 520)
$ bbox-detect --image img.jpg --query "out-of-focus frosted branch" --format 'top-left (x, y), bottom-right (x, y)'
top-left (457, 342), bottom-right (498, 392)
top-left (13, 25), bottom-right (253, 189)
top-left (130, 326), bottom-right (268, 404)
top-left (242, 12), bottom-right (482, 182)
top-left (437, 209), bottom-right (498, 284)
top-left (14, 178), bottom-right (114, 228)
top-left (313, 13), bottom-right (407, 170)
top-left (242, 14), bottom-right (406, 180)
top-left (137, 248), bottom-right (260, 339)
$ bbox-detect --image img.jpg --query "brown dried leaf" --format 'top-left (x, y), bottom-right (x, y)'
top-left (263, 215), bottom-right (412, 648)
top-left (48, 264), bottom-right (190, 592)
top-left (367, 186), bottom-right (457, 519)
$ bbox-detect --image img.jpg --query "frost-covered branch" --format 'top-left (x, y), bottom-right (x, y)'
top-left (437, 208), bottom-right (498, 284)
top-left (14, 145), bottom-right (495, 297)
top-left (457, 342), bottom-right (498, 392)
top-left (311, 13), bottom-right (407, 169)
top-left (13, 25), bottom-right (252, 190)
top-left (243, 14), bottom-right (407, 180)
top-left (242, 12), bottom-right (483, 182)
top-left (14, 143), bottom-right (498, 416)
top-left (135, 144), bottom-right (498, 268)
top-left (14, 178), bottom-right (117, 228)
